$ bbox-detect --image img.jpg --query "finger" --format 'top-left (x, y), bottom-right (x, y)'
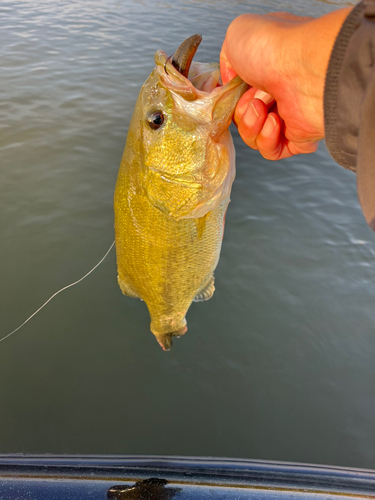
top-left (234, 90), bottom-right (256, 126)
top-left (287, 140), bottom-right (319, 156)
top-left (248, 109), bottom-right (320, 160)
top-left (256, 112), bottom-right (285, 160)
top-left (260, 134), bottom-right (319, 160)
top-left (253, 89), bottom-right (275, 106)
top-left (234, 90), bottom-right (274, 127)
top-left (237, 98), bottom-right (269, 150)
top-left (219, 42), bottom-right (237, 85)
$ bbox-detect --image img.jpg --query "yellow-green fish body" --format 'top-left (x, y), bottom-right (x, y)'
top-left (114, 44), bottom-right (247, 350)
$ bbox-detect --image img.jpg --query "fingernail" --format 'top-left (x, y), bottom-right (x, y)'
top-left (254, 89), bottom-right (274, 105)
top-left (243, 103), bottom-right (260, 127)
top-left (262, 114), bottom-right (277, 136)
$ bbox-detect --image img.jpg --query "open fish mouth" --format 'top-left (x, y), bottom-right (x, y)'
top-left (154, 34), bottom-right (247, 117)
top-left (168, 34), bottom-right (225, 94)
top-left (155, 34), bottom-right (227, 97)
top-left (170, 34), bottom-right (203, 78)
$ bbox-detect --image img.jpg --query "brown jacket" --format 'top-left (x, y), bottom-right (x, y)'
top-left (324, 0), bottom-right (375, 229)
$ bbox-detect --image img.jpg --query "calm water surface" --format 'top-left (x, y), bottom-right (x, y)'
top-left (1, 0), bottom-right (374, 469)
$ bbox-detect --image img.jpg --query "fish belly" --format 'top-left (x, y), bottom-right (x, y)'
top-left (114, 166), bottom-right (228, 341)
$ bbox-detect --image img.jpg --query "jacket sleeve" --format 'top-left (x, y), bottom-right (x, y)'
top-left (324, 0), bottom-right (375, 229)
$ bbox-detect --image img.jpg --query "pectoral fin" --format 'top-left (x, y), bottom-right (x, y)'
top-left (118, 275), bottom-right (140, 299)
top-left (194, 274), bottom-right (215, 302)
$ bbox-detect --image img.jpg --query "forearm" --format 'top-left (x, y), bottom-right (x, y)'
top-left (294, 7), bottom-right (353, 124)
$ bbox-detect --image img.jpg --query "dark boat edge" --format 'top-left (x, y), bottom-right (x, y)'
top-left (0, 454), bottom-right (374, 498)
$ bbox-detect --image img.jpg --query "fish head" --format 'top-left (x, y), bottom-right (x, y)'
top-left (138, 38), bottom-right (248, 220)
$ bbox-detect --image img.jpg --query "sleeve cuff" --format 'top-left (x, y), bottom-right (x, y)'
top-left (323, 1), bottom-right (365, 172)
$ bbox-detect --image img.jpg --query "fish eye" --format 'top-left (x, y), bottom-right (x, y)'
top-left (147, 110), bottom-right (165, 130)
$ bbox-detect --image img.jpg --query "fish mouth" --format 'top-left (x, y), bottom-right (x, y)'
top-left (157, 36), bottom-right (247, 98)
top-left (161, 35), bottom-right (222, 94)
top-left (171, 34), bottom-right (202, 78)
top-left (164, 33), bottom-right (223, 94)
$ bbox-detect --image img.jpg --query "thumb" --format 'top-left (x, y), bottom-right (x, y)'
top-left (220, 41), bottom-right (238, 85)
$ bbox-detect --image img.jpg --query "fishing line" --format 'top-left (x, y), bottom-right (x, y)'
top-left (1, 240), bottom-right (115, 344)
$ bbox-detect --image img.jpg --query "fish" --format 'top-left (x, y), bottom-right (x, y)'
top-left (114, 34), bottom-right (248, 350)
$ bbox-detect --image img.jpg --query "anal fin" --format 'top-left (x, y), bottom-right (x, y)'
top-left (118, 275), bottom-right (140, 299)
top-left (194, 274), bottom-right (215, 302)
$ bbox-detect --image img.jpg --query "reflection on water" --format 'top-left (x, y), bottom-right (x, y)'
top-left (0, 0), bottom-right (375, 470)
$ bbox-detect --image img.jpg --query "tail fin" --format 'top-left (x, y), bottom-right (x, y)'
top-left (154, 324), bottom-right (187, 351)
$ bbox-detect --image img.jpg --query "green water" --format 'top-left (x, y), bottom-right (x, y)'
top-left (2, 0), bottom-right (374, 470)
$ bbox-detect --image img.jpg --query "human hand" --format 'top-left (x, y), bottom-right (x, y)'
top-left (220, 8), bottom-right (352, 160)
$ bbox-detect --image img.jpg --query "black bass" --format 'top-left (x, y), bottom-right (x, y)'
top-left (114, 35), bottom-right (248, 350)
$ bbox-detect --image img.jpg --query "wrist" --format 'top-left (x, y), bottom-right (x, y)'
top-left (275, 7), bottom-right (352, 135)
top-left (296, 8), bottom-right (353, 110)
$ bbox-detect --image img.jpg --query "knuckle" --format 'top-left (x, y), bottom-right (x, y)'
top-left (244, 137), bottom-right (259, 150)
top-left (260, 150), bottom-right (278, 160)
top-left (259, 143), bottom-right (281, 160)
